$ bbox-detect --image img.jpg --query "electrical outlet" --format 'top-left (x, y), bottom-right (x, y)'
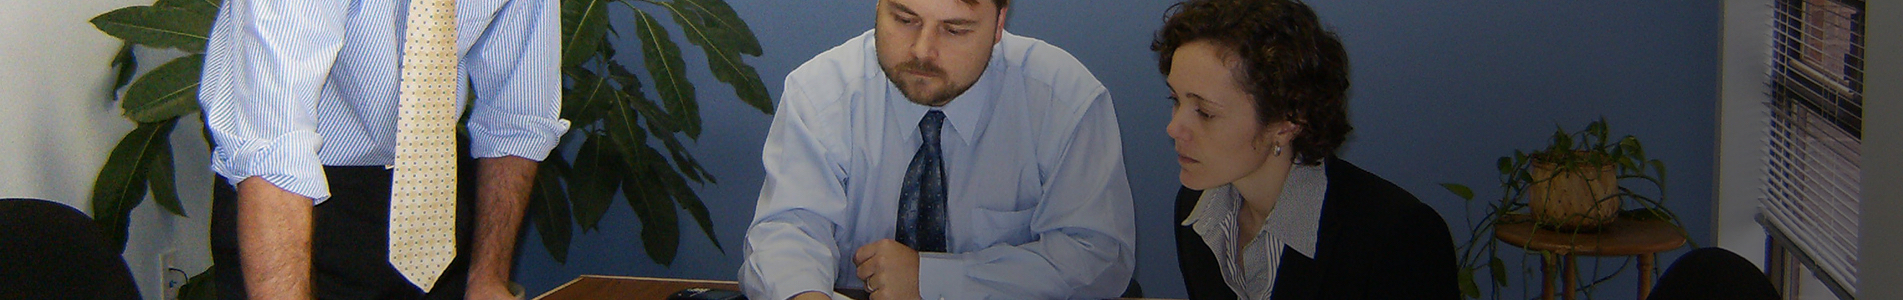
top-left (159, 250), bottom-right (187, 300)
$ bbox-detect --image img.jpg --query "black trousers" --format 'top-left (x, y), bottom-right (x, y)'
top-left (211, 163), bottom-right (479, 300)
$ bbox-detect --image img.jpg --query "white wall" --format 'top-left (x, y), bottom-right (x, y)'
top-left (1715, 0), bottom-right (1773, 268)
top-left (1856, 0), bottom-right (1901, 297)
top-left (0, 0), bottom-right (216, 299)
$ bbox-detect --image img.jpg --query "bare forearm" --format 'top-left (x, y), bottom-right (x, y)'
top-left (236, 177), bottom-right (314, 300)
top-left (467, 156), bottom-right (538, 290)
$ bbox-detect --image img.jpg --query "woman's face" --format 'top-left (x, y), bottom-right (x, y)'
top-left (1165, 41), bottom-right (1292, 190)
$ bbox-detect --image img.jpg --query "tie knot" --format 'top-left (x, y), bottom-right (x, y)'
top-left (919, 111), bottom-right (946, 142)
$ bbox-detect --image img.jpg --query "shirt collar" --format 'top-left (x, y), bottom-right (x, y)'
top-left (1180, 161), bottom-right (1329, 257)
top-left (1181, 185), bottom-right (1233, 228)
top-left (937, 58), bottom-right (998, 144)
top-left (1266, 162), bottom-right (1327, 257)
top-left (873, 31), bottom-right (1009, 145)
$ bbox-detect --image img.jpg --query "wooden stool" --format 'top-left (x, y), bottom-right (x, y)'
top-left (1494, 215), bottom-right (1687, 300)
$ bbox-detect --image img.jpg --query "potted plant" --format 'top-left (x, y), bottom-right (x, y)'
top-left (1440, 118), bottom-right (1687, 299)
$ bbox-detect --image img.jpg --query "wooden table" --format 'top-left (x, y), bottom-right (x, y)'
top-left (1494, 215), bottom-right (1687, 300)
top-left (534, 275), bottom-right (745, 300)
top-left (534, 275), bottom-right (1182, 300)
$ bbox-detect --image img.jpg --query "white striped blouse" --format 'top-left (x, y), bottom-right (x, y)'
top-left (198, 0), bottom-right (570, 203)
top-left (1181, 162), bottom-right (1328, 299)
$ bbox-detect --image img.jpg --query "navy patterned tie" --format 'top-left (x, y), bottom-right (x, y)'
top-left (897, 111), bottom-right (948, 252)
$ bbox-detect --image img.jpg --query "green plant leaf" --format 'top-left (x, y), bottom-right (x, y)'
top-left (669, 184), bottom-right (721, 253)
top-left (1620, 136), bottom-right (1643, 160)
top-left (606, 59), bottom-right (649, 98)
top-left (567, 134), bottom-right (620, 231)
top-left (1440, 183), bottom-right (1474, 201)
top-left (640, 110), bottom-right (712, 184)
top-left (156, 0), bottom-right (222, 16)
top-left (1457, 268), bottom-right (1479, 299)
top-left (91, 6), bottom-right (213, 53)
top-left (662, 136), bottom-right (712, 184)
top-left (652, 0), bottom-right (773, 114)
top-left (530, 155), bottom-right (574, 263)
top-left (1495, 156), bottom-right (1513, 176)
top-left (177, 268), bottom-right (216, 300)
top-left (1553, 128), bottom-right (1573, 152)
top-left (109, 43), bottom-right (138, 101)
top-left (90, 119), bottom-right (178, 253)
top-left (604, 102), bottom-right (651, 161)
top-left (632, 10), bottom-right (700, 137)
top-left (666, 0), bottom-right (762, 56)
top-left (625, 153), bottom-right (681, 266)
top-left (646, 144), bottom-right (721, 251)
top-left (146, 135), bottom-right (186, 217)
top-left (560, 0), bottom-right (610, 67)
top-left (606, 58), bottom-right (680, 134)
top-left (596, 105), bottom-right (655, 235)
top-left (1650, 159), bottom-right (1667, 179)
top-left (122, 55), bottom-right (205, 123)
top-left (1488, 256), bottom-right (1507, 287)
top-left (615, 79), bottom-right (712, 185)
top-left (562, 67), bottom-right (617, 126)
top-left (622, 87), bottom-right (677, 134)
top-left (1589, 118), bottom-right (1608, 146)
top-left (604, 60), bottom-right (664, 131)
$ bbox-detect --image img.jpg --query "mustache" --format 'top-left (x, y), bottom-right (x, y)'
top-left (896, 60), bottom-right (945, 77)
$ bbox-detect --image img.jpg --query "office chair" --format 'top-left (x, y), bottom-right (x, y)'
top-left (1647, 247), bottom-right (1779, 300)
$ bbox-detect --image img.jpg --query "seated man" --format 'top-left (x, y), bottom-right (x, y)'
top-left (738, 0), bottom-right (1135, 299)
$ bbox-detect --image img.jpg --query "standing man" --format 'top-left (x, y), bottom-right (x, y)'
top-left (739, 0), bottom-right (1135, 299)
top-left (198, 0), bottom-right (567, 299)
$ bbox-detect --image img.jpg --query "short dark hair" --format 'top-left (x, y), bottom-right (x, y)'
top-left (1152, 0), bottom-right (1351, 166)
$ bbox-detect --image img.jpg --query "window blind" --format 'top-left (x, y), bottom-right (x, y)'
top-left (1761, 0), bottom-right (1864, 296)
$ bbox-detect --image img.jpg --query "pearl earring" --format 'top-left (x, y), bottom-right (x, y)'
top-left (1273, 144), bottom-right (1284, 157)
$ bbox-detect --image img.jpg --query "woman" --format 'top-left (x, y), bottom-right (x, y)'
top-left (1154, 0), bottom-right (1459, 299)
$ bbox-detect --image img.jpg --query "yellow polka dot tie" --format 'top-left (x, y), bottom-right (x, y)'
top-left (389, 0), bottom-right (458, 292)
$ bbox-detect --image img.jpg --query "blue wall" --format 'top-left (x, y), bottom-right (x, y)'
top-left (512, 1), bottom-right (1721, 298)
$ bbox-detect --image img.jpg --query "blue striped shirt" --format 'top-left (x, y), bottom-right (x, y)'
top-left (198, 0), bottom-right (569, 203)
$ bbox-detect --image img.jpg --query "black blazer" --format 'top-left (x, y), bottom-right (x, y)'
top-left (1174, 158), bottom-right (1460, 300)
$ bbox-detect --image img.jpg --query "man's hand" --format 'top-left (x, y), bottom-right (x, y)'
top-left (853, 239), bottom-right (921, 300)
top-left (466, 156), bottom-right (538, 300)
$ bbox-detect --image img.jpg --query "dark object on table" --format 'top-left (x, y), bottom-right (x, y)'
top-left (834, 288), bottom-right (870, 300)
top-left (668, 287), bottom-right (745, 300)
top-left (0, 198), bottom-right (142, 300)
top-left (1647, 247), bottom-right (1780, 300)
top-left (1121, 277), bottom-right (1143, 298)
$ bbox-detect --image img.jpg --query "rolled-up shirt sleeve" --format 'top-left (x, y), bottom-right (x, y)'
top-left (198, 0), bottom-right (346, 202)
top-left (464, 0), bottom-right (569, 161)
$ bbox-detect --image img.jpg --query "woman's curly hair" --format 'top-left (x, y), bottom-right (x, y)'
top-left (1153, 0), bottom-right (1352, 166)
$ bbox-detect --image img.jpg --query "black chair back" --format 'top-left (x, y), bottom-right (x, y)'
top-left (0, 198), bottom-right (142, 299)
top-left (1648, 247), bottom-right (1779, 300)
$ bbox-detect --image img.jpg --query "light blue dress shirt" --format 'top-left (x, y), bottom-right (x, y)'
top-left (198, 0), bottom-right (569, 202)
top-left (740, 29), bottom-right (1136, 300)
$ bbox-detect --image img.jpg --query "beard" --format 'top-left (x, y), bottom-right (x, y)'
top-left (883, 59), bottom-right (975, 107)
